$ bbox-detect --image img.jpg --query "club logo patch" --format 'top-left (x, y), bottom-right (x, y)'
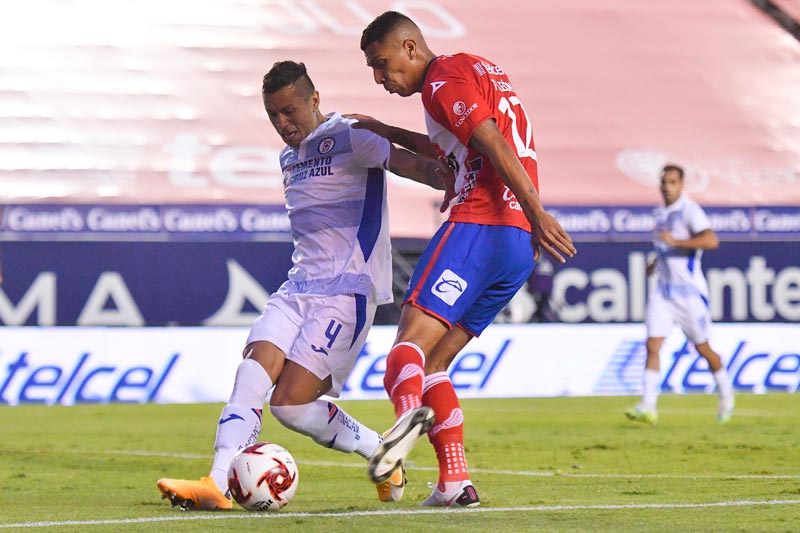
top-left (318, 137), bottom-right (335, 154)
top-left (431, 269), bottom-right (468, 306)
top-left (452, 101), bottom-right (467, 115)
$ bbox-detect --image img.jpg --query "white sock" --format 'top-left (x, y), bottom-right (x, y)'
top-left (642, 369), bottom-right (660, 410)
top-left (209, 358), bottom-right (273, 494)
top-left (713, 368), bottom-right (734, 403)
top-left (270, 401), bottom-right (381, 459)
top-left (441, 479), bottom-right (471, 495)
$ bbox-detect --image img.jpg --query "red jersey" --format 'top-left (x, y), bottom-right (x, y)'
top-left (422, 53), bottom-right (539, 231)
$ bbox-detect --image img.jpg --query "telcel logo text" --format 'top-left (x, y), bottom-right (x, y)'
top-left (0, 352), bottom-right (179, 405)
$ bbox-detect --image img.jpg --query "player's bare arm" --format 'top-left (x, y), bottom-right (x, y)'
top-left (658, 228), bottom-right (719, 250)
top-left (388, 145), bottom-right (457, 212)
top-left (346, 113), bottom-right (440, 159)
top-left (469, 119), bottom-right (576, 263)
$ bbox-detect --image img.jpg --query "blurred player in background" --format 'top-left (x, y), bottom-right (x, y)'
top-left (626, 164), bottom-right (735, 426)
top-left (157, 60), bottom-right (453, 510)
top-left (527, 256), bottom-right (556, 323)
top-left (355, 11), bottom-right (576, 507)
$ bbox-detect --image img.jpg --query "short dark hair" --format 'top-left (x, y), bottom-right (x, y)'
top-left (661, 164), bottom-right (684, 180)
top-left (360, 11), bottom-right (415, 50)
top-left (262, 61), bottom-right (315, 97)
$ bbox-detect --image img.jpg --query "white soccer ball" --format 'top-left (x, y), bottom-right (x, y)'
top-left (227, 442), bottom-right (299, 512)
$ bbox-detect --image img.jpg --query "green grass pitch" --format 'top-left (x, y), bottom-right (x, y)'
top-left (1, 394), bottom-right (799, 532)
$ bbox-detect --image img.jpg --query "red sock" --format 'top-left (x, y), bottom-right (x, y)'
top-left (383, 342), bottom-right (424, 418)
top-left (422, 372), bottom-right (469, 489)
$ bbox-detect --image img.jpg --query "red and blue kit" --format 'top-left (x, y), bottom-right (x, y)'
top-left (422, 53), bottom-right (539, 231)
top-left (404, 54), bottom-right (539, 335)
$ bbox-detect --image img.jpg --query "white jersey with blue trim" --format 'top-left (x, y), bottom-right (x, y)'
top-left (278, 112), bottom-right (393, 305)
top-left (652, 194), bottom-right (712, 298)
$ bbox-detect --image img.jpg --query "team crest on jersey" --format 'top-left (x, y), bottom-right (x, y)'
top-left (452, 101), bottom-right (467, 115)
top-left (318, 137), bottom-right (335, 154)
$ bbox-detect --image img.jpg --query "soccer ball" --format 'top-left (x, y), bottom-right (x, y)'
top-left (227, 442), bottom-right (299, 512)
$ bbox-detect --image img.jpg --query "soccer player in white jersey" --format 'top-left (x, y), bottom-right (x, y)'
top-left (626, 164), bottom-right (735, 426)
top-left (157, 61), bottom-right (454, 510)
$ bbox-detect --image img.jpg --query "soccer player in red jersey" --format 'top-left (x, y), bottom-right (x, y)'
top-left (356, 11), bottom-right (576, 507)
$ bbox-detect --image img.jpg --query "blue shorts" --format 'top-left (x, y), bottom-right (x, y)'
top-left (404, 221), bottom-right (534, 336)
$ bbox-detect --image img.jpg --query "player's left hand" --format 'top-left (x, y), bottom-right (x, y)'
top-left (531, 211), bottom-right (576, 264)
top-left (344, 113), bottom-right (390, 139)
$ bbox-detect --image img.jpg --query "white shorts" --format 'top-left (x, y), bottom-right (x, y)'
top-left (245, 292), bottom-right (377, 397)
top-left (645, 286), bottom-right (711, 344)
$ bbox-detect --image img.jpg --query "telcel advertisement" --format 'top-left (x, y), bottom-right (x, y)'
top-left (0, 324), bottom-right (796, 406)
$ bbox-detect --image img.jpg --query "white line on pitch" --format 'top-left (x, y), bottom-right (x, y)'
top-left (2, 499), bottom-right (799, 529)
top-left (63, 449), bottom-right (800, 480)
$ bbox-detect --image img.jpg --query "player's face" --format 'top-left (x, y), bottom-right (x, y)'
top-left (263, 84), bottom-right (321, 148)
top-left (660, 169), bottom-right (683, 206)
top-left (364, 39), bottom-right (419, 97)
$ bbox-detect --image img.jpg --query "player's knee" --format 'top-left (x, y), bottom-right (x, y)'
top-left (244, 341), bottom-right (285, 381)
top-left (270, 403), bottom-right (331, 446)
top-left (228, 358), bottom-right (271, 407)
top-left (695, 342), bottom-right (722, 365)
top-left (269, 403), bottom-right (312, 434)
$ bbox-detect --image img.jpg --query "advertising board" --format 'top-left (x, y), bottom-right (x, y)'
top-left (1, 324), bottom-right (796, 405)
